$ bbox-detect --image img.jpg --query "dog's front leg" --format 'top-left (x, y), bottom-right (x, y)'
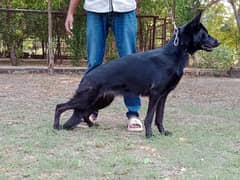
top-left (144, 95), bottom-right (159, 138)
top-left (155, 94), bottom-right (172, 136)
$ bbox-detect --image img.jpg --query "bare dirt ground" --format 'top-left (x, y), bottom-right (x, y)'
top-left (0, 74), bottom-right (239, 179)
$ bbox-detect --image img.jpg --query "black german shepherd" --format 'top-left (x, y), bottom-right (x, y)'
top-left (54, 12), bottom-right (219, 138)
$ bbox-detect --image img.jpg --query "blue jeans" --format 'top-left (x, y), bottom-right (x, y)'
top-left (86, 11), bottom-right (141, 117)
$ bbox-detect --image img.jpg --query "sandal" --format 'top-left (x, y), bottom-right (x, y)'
top-left (127, 117), bottom-right (143, 132)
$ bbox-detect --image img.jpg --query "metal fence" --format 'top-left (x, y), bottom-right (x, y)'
top-left (0, 8), bottom-right (173, 66)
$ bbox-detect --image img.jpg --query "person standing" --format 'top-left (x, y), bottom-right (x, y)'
top-left (65, 0), bottom-right (142, 131)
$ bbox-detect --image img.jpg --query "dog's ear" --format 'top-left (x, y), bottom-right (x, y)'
top-left (184, 10), bottom-right (203, 32)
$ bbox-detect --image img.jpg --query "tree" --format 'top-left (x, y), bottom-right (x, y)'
top-left (200, 0), bottom-right (239, 65)
top-left (0, 0), bottom-right (28, 65)
top-left (227, 0), bottom-right (240, 64)
top-left (200, 0), bottom-right (239, 36)
top-left (228, 0), bottom-right (240, 32)
top-left (177, 0), bottom-right (200, 24)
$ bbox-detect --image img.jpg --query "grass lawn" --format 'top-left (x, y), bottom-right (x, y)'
top-left (0, 74), bottom-right (239, 179)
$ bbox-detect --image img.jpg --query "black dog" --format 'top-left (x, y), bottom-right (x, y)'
top-left (54, 12), bottom-right (219, 138)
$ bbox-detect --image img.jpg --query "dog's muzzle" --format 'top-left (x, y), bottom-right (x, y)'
top-left (201, 39), bottom-right (220, 51)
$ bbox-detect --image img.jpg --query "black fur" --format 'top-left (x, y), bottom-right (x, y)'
top-left (53, 12), bottom-right (220, 138)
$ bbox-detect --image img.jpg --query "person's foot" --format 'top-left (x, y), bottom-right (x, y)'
top-left (127, 116), bottom-right (143, 132)
top-left (76, 112), bottom-right (98, 128)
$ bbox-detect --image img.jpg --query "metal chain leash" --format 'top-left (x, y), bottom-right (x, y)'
top-left (164, 0), bottom-right (179, 46)
top-left (164, 0), bottom-right (178, 30)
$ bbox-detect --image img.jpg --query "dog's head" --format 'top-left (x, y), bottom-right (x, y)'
top-left (179, 11), bottom-right (220, 54)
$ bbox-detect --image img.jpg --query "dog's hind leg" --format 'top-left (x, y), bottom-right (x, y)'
top-left (144, 95), bottom-right (159, 138)
top-left (64, 95), bottom-right (114, 129)
top-left (63, 109), bottom-right (83, 130)
top-left (57, 87), bottom-right (99, 129)
top-left (77, 94), bottom-right (115, 128)
top-left (93, 94), bottom-right (114, 110)
top-left (54, 102), bottom-right (75, 130)
top-left (82, 94), bottom-right (115, 127)
top-left (82, 111), bottom-right (95, 127)
top-left (155, 94), bottom-right (172, 136)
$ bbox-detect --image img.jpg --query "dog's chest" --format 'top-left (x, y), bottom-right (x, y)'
top-left (149, 65), bottom-right (184, 95)
top-left (176, 54), bottom-right (188, 76)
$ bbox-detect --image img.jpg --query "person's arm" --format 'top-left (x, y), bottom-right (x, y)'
top-left (65, 0), bottom-right (80, 37)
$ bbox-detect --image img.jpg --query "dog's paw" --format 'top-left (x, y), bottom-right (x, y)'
top-left (161, 130), bottom-right (172, 136)
top-left (145, 132), bottom-right (153, 138)
top-left (62, 125), bottom-right (75, 130)
top-left (53, 124), bottom-right (62, 130)
top-left (145, 128), bottom-right (153, 138)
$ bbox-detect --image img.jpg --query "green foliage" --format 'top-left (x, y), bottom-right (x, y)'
top-left (198, 2), bottom-right (239, 69)
top-left (203, 3), bottom-right (238, 51)
top-left (0, 8), bottom-right (26, 64)
top-left (137, 0), bottom-right (200, 24)
top-left (138, 0), bottom-right (165, 16)
top-left (175, 0), bottom-right (200, 25)
top-left (0, 0), bottom-right (70, 63)
top-left (4, 0), bottom-right (68, 10)
top-left (198, 45), bottom-right (236, 70)
top-left (66, 16), bottom-right (86, 66)
top-left (0, 0), bottom-right (238, 68)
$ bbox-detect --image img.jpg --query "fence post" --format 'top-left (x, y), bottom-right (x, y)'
top-left (152, 17), bottom-right (157, 49)
top-left (162, 18), bottom-right (167, 45)
top-left (48, 0), bottom-right (54, 74)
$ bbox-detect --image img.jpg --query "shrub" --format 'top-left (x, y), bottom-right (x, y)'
top-left (197, 45), bottom-right (236, 70)
top-left (66, 16), bottom-right (86, 66)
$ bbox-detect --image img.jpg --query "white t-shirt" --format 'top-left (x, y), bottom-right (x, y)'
top-left (84, 0), bottom-right (136, 13)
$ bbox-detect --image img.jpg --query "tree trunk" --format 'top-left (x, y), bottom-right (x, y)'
top-left (10, 46), bottom-right (17, 66)
top-left (54, 36), bottom-right (62, 64)
top-left (41, 39), bottom-right (45, 59)
top-left (48, 0), bottom-right (54, 74)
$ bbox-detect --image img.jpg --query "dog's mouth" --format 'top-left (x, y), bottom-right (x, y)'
top-left (201, 43), bottom-right (220, 52)
top-left (201, 45), bottom-right (214, 51)
top-left (201, 41), bottom-right (220, 52)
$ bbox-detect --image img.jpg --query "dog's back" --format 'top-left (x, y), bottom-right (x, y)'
top-left (81, 45), bottom-right (188, 97)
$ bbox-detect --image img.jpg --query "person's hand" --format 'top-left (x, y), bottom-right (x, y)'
top-left (65, 14), bottom-right (74, 38)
